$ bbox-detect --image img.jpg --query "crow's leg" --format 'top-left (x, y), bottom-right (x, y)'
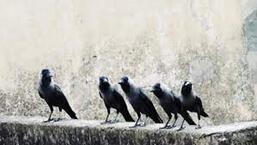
top-left (101, 106), bottom-right (111, 124)
top-left (141, 115), bottom-right (148, 127)
top-left (178, 119), bottom-right (185, 131)
top-left (160, 113), bottom-right (172, 129)
top-left (112, 110), bottom-right (119, 123)
top-left (44, 105), bottom-right (54, 123)
top-left (54, 107), bottom-right (63, 122)
top-left (171, 113), bottom-right (178, 128)
top-left (105, 108), bottom-right (110, 122)
top-left (130, 112), bottom-right (141, 128)
top-left (195, 108), bottom-right (202, 129)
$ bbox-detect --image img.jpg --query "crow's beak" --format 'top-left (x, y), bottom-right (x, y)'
top-left (48, 72), bottom-right (54, 77)
top-left (118, 81), bottom-right (123, 85)
top-left (45, 74), bottom-right (53, 78)
top-left (150, 89), bottom-right (154, 92)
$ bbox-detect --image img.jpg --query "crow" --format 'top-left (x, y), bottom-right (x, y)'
top-left (180, 81), bottom-right (209, 129)
top-left (151, 83), bottom-right (196, 129)
top-left (98, 76), bottom-right (134, 123)
top-left (38, 69), bottom-right (78, 122)
top-left (118, 76), bottom-right (163, 127)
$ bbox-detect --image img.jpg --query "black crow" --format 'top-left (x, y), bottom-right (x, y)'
top-left (98, 76), bottom-right (134, 123)
top-left (118, 76), bottom-right (163, 127)
top-left (180, 81), bottom-right (209, 129)
top-left (38, 69), bottom-right (78, 122)
top-left (151, 83), bottom-right (196, 129)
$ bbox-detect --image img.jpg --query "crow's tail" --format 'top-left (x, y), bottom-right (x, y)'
top-left (150, 113), bottom-right (163, 123)
top-left (120, 108), bottom-right (134, 122)
top-left (197, 96), bottom-right (209, 118)
top-left (201, 110), bottom-right (209, 117)
top-left (153, 115), bottom-right (163, 123)
top-left (180, 111), bottom-right (196, 125)
top-left (63, 102), bottom-right (78, 119)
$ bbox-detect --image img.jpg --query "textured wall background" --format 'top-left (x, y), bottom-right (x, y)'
top-left (0, 0), bottom-right (257, 125)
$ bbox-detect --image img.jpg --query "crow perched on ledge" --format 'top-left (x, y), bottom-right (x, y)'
top-left (119, 76), bottom-right (163, 127)
top-left (38, 69), bottom-right (78, 122)
top-left (151, 83), bottom-right (196, 129)
top-left (180, 81), bottom-right (209, 129)
top-left (98, 76), bottom-right (134, 123)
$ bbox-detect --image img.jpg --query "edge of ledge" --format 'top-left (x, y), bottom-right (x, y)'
top-left (1, 115), bottom-right (257, 136)
top-left (1, 115), bottom-right (257, 145)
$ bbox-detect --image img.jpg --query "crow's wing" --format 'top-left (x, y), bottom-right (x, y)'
top-left (38, 90), bottom-right (44, 99)
top-left (139, 89), bottom-right (163, 123)
top-left (54, 84), bottom-right (78, 119)
top-left (113, 89), bottom-right (127, 109)
top-left (195, 96), bottom-right (209, 117)
top-left (54, 84), bottom-right (68, 105)
top-left (113, 89), bottom-right (134, 121)
top-left (174, 96), bottom-right (182, 109)
top-left (99, 92), bottom-right (103, 99)
top-left (139, 89), bottom-right (155, 112)
top-left (194, 96), bottom-right (204, 110)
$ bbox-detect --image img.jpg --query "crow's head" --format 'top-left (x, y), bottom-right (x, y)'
top-left (118, 76), bottom-right (131, 93)
top-left (99, 76), bottom-right (109, 84)
top-left (181, 81), bottom-right (192, 96)
top-left (118, 76), bottom-right (129, 85)
top-left (151, 83), bottom-right (162, 93)
top-left (40, 69), bottom-right (54, 86)
top-left (98, 76), bottom-right (110, 91)
top-left (151, 83), bottom-right (163, 98)
top-left (41, 69), bottom-right (53, 79)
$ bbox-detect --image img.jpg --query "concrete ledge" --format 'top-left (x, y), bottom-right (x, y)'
top-left (0, 116), bottom-right (257, 145)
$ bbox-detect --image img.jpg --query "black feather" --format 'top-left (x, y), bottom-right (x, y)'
top-left (119, 76), bottom-right (163, 125)
top-left (99, 76), bottom-right (134, 122)
top-left (38, 69), bottom-right (78, 120)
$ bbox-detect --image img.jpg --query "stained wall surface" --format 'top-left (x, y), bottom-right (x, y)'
top-left (1, 0), bottom-right (257, 125)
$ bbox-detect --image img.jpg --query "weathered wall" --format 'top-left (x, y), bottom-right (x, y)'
top-left (0, 0), bottom-right (257, 125)
top-left (1, 116), bottom-right (257, 145)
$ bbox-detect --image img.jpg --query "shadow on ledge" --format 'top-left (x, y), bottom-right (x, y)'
top-left (0, 116), bottom-right (257, 145)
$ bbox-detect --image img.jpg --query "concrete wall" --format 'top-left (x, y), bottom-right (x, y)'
top-left (1, 0), bottom-right (257, 125)
top-left (1, 116), bottom-right (257, 145)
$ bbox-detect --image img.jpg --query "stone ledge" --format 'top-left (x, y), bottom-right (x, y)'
top-left (0, 116), bottom-right (257, 145)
